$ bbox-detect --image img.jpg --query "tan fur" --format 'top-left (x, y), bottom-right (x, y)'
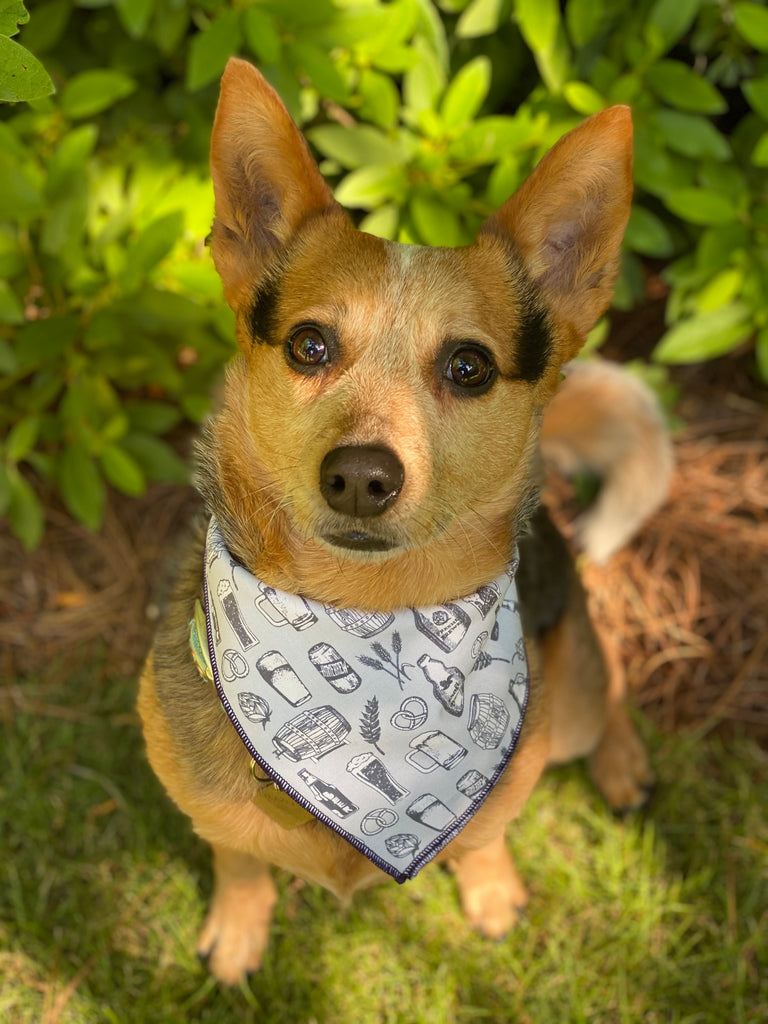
top-left (139, 59), bottom-right (653, 984)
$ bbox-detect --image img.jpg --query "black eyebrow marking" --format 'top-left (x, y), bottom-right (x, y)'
top-left (514, 303), bottom-right (552, 383)
top-left (247, 274), bottom-right (282, 346)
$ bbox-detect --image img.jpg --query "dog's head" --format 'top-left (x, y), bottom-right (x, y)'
top-left (199, 58), bottom-right (632, 607)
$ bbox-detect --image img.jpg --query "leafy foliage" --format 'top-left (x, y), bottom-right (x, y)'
top-left (1, 0), bottom-right (766, 545)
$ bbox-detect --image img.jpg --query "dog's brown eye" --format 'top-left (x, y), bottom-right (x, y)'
top-left (446, 347), bottom-right (495, 390)
top-left (289, 327), bottom-right (327, 366)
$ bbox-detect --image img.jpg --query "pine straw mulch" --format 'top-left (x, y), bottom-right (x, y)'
top-left (1, 361), bottom-right (766, 744)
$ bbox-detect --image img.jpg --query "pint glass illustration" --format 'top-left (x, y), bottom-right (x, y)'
top-left (256, 650), bottom-right (312, 707)
top-left (217, 579), bottom-right (258, 650)
top-left (346, 753), bottom-right (409, 805)
top-left (405, 793), bottom-right (456, 831)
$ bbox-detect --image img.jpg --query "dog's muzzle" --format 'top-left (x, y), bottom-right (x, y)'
top-left (319, 445), bottom-right (404, 518)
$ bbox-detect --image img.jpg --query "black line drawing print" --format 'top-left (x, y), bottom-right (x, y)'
top-left (390, 696), bottom-right (429, 731)
top-left (346, 753), bottom-right (409, 805)
top-left (272, 705), bottom-right (351, 762)
top-left (467, 692), bottom-right (510, 750)
top-left (473, 650), bottom-right (511, 672)
top-left (416, 655), bottom-right (465, 716)
top-left (256, 650), bottom-right (312, 707)
top-left (237, 691), bottom-right (272, 729)
top-left (358, 632), bottom-right (412, 689)
top-left (210, 599), bottom-right (221, 644)
top-left (465, 582), bottom-right (501, 618)
top-left (297, 769), bottom-right (358, 818)
top-left (324, 606), bottom-right (395, 638)
top-left (359, 696), bottom-right (385, 755)
top-left (456, 769), bottom-right (490, 797)
top-left (221, 648), bottom-right (249, 683)
top-left (413, 602), bottom-right (470, 652)
top-left (511, 636), bottom-right (526, 663)
top-left (255, 583), bottom-right (317, 631)
top-left (207, 533), bottom-right (228, 568)
top-left (217, 579), bottom-right (259, 650)
top-left (360, 807), bottom-right (399, 836)
top-left (385, 833), bottom-right (420, 858)
top-left (508, 672), bottom-right (527, 716)
top-left (405, 730), bottom-right (467, 773)
top-left (308, 642), bottom-right (361, 693)
top-left (405, 794), bottom-right (456, 831)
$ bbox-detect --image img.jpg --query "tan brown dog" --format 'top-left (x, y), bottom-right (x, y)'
top-left (138, 58), bottom-right (657, 985)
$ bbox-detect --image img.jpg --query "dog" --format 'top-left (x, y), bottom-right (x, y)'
top-left (138, 58), bottom-right (662, 985)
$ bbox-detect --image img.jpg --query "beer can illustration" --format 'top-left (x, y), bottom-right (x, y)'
top-left (256, 651), bottom-right (312, 707)
top-left (217, 579), bottom-right (258, 650)
top-left (346, 753), bottom-right (409, 805)
top-left (255, 584), bottom-right (317, 631)
top-left (413, 603), bottom-right (470, 652)
top-left (308, 642), bottom-right (361, 693)
top-left (272, 705), bottom-right (351, 762)
top-left (467, 692), bottom-right (510, 749)
top-left (405, 793), bottom-right (456, 831)
top-left (324, 607), bottom-right (394, 638)
top-left (465, 582), bottom-right (501, 618)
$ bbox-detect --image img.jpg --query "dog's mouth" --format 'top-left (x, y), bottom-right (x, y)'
top-left (321, 530), bottom-right (398, 553)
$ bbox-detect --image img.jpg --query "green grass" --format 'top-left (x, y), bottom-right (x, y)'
top-left (1, 663), bottom-right (765, 1024)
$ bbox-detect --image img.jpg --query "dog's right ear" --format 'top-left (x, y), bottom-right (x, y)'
top-left (209, 58), bottom-right (339, 312)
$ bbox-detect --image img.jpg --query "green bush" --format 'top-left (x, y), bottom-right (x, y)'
top-left (1, 0), bottom-right (766, 547)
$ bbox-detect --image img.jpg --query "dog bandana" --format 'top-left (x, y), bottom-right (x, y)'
top-left (198, 516), bottom-right (529, 883)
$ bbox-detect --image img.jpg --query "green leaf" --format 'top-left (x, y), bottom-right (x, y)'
top-left (663, 187), bottom-right (738, 226)
top-left (61, 69), bottom-right (136, 118)
top-left (653, 304), bottom-right (753, 364)
top-left (242, 6), bottom-right (281, 64)
top-left (335, 165), bottom-right (408, 210)
top-left (289, 40), bottom-right (349, 104)
top-left (359, 204), bottom-right (400, 240)
top-left (646, 61), bottom-right (726, 114)
top-left (654, 110), bottom-right (730, 161)
top-left (358, 68), bottom-right (399, 129)
top-left (696, 224), bottom-right (750, 272)
top-left (0, 35), bottom-right (55, 102)
top-left (563, 81), bottom-right (604, 115)
top-left (743, 76), bottom-right (768, 120)
top-left (120, 432), bottom-right (189, 484)
top-left (124, 211), bottom-right (185, 293)
top-left (566, 0), bottom-right (605, 47)
top-left (308, 125), bottom-right (406, 170)
top-left (695, 268), bottom-right (744, 313)
top-left (15, 317), bottom-right (79, 370)
top-left (624, 206), bottom-right (675, 258)
top-left (115, 0), bottom-right (154, 39)
top-left (441, 56), bottom-right (491, 130)
top-left (733, 2), bottom-right (768, 50)
top-left (0, 463), bottom-right (9, 515)
top-left (756, 326), bottom-right (768, 384)
top-left (0, 280), bottom-right (23, 324)
top-left (647, 0), bottom-right (701, 49)
top-left (57, 442), bottom-right (106, 531)
top-left (5, 415), bottom-right (40, 463)
top-left (100, 443), bottom-right (146, 497)
top-left (46, 124), bottom-right (99, 199)
top-left (410, 194), bottom-right (462, 246)
top-left (0, 0), bottom-right (28, 35)
top-left (186, 11), bottom-right (243, 92)
top-left (125, 401), bottom-right (182, 436)
top-left (6, 469), bottom-right (44, 550)
top-left (752, 131), bottom-right (768, 167)
top-left (456, 0), bottom-right (508, 39)
top-left (448, 113), bottom-right (544, 162)
top-left (403, 36), bottom-right (446, 119)
top-left (515, 0), bottom-right (560, 52)
top-left (17, 0), bottom-right (70, 53)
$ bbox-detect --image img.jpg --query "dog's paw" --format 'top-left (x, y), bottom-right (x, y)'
top-left (197, 874), bottom-right (277, 985)
top-left (589, 706), bottom-right (655, 814)
top-left (450, 837), bottom-right (528, 940)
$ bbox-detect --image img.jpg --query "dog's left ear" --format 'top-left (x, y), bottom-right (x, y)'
top-left (209, 58), bottom-right (340, 312)
top-left (479, 106), bottom-right (633, 355)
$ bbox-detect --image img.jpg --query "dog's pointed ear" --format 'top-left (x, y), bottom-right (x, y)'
top-left (210, 58), bottom-right (339, 311)
top-left (479, 106), bottom-right (633, 350)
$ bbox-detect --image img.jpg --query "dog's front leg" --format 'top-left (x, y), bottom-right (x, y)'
top-left (197, 844), bottom-right (278, 985)
top-left (449, 835), bottom-right (529, 938)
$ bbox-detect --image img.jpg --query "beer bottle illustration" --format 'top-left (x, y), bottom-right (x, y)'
top-left (298, 769), bottom-right (358, 818)
top-left (217, 579), bottom-right (258, 650)
top-left (413, 603), bottom-right (470, 652)
top-left (308, 642), bottom-right (361, 693)
top-left (416, 654), bottom-right (465, 716)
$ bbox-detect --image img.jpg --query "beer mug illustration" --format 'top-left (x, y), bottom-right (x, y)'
top-left (256, 650), bottom-right (311, 707)
top-left (413, 602), bottom-right (470, 652)
top-left (405, 730), bottom-right (467, 773)
top-left (456, 769), bottom-right (489, 798)
top-left (324, 606), bottom-right (395, 638)
top-left (346, 753), bottom-right (409, 805)
top-left (405, 793), bottom-right (456, 831)
top-left (308, 642), bottom-right (361, 693)
top-left (217, 579), bottom-right (258, 651)
top-left (255, 584), bottom-right (317, 631)
top-left (272, 705), bottom-right (351, 762)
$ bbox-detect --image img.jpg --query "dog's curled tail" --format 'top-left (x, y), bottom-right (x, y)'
top-left (540, 359), bottom-right (674, 564)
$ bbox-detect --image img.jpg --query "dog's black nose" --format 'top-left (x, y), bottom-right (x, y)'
top-left (320, 445), bottom-right (404, 517)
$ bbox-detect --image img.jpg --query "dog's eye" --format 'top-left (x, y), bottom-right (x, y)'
top-left (288, 326), bottom-right (327, 366)
top-left (445, 347), bottom-right (496, 391)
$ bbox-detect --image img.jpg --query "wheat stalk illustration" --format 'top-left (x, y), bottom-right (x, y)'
top-left (359, 696), bottom-right (385, 755)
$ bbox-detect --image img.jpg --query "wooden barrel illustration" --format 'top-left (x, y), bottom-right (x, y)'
top-left (272, 705), bottom-right (351, 762)
top-left (467, 692), bottom-right (510, 750)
